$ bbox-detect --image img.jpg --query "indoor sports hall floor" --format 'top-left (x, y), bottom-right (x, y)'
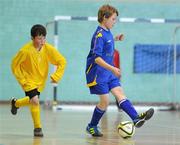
top-left (0, 104), bottom-right (180, 145)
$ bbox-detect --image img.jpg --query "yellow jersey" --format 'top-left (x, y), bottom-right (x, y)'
top-left (11, 41), bottom-right (66, 92)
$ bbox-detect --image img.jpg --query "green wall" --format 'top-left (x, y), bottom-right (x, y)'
top-left (1, 0), bottom-right (180, 103)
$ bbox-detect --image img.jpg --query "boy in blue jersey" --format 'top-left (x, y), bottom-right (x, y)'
top-left (85, 4), bottom-right (154, 137)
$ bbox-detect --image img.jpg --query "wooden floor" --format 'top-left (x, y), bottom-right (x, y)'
top-left (0, 104), bottom-right (180, 145)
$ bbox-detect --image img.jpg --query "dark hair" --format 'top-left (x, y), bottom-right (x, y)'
top-left (98, 4), bottom-right (119, 23)
top-left (31, 24), bottom-right (47, 38)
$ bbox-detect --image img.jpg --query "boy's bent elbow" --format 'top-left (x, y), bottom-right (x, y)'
top-left (62, 56), bottom-right (67, 69)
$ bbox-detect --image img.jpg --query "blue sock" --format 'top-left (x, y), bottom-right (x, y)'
top-left (119, 99), bottom-right (138, 121)
top-left (89, 106), bottom-right (105, 127)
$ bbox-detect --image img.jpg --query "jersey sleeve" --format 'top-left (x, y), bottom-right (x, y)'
top-left (93, 32), bottom-right (104, 58)
top-left (46, 44), bottom-right (67, 82)
top-left (11, 50), bottom-right (27, 86)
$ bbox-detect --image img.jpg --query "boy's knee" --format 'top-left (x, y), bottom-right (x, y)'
top-left (30, 96), bottom-right (40, 106)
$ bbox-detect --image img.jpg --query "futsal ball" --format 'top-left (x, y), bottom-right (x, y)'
top-left (117, 121), bottom-right (135, 138)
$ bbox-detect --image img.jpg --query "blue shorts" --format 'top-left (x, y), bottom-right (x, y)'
top-left (89, 78), bottom-right (121, 95)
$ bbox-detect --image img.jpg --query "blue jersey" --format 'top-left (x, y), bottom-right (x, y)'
top-left (86, 26), bottom-right (117, 87)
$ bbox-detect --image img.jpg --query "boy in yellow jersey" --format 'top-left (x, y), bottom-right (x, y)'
top-left (11, 24), bottom-right (66, 137)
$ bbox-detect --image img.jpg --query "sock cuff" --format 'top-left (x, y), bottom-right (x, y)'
top-left (95, 106), bottom-right (106, 113)
top-left (118, 99), bottom-right (128, 106)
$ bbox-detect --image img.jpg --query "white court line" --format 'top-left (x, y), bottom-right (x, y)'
top-left (52, 105), bottom-right (168, 112)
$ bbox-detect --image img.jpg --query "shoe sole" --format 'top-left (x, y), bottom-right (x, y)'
top-left (135, 120), bottom-right (145, 128)
top-left (135, 108), bottom-right (154, 128)
top-left (10, 97), bottom-right (17, 115)
top-left (144, 108), bottom-right (154, 120)
top-left (34, 134), bottom-right (44, 137)
top-left (92, 134), bottom-right (103, 137)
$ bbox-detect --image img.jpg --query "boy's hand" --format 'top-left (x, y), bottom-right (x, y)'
top-left (51, 79), bottom-right (57, 84)
top-left (114, 34), bottom-right (124, 41)
top-left (50, 76), bottom-right (58, 84)
top-left (112, 67), bottom-right (121, 78)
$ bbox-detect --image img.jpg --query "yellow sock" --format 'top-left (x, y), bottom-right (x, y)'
top-left (30, 104), bottom-right (42, 129)
top-left (15, 97), bottom-right (30, 107)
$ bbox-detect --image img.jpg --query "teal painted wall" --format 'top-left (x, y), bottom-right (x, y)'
top-left (0, 0), bottom-right (180, 103)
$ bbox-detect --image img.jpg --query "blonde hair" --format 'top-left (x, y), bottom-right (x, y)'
top-left (98, 4), bottom-right (119, 23)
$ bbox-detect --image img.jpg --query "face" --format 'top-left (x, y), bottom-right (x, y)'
top-left (32, 35), bottom-right (46, 49)
top-left (103, 13), bottom-right (117, 30)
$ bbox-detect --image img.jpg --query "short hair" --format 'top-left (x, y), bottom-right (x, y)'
top-left (98, 4), bottom-right (119, 23)
top-left (31, 24), bottom-right (47, 38)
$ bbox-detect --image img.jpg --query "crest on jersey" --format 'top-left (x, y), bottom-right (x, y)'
top-left (96, 32), bottom-right (102, 38)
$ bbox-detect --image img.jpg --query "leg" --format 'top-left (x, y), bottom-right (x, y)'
top-left (26, 89), bottom-right (43, 137)
top-left (115, 98), bottom-right (121, 111)
top-left (97, 94), bottom-right (109, 110)
top-left (11, 96), bottom-right (30, 115)
top-left (86, 94), bottom-right (109, 137)
top-left (111, 86), bottom-right (154, 128)
top-left (111, 86), bottom-right (139, 120)
top-left (29, 95), bottom-right (43, 137)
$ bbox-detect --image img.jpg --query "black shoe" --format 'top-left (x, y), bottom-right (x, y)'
top-left (86, 124), bottom-right (103, 137)
top-left (134, 108), bottom-right (154, 128)
top-left (34, 128), bottom-right (43, 137)
top-left (11, 98), bottom-right (19, 115)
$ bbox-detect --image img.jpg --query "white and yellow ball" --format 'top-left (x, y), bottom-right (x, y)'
top-left (117, 121), bottom-right (135, 138)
